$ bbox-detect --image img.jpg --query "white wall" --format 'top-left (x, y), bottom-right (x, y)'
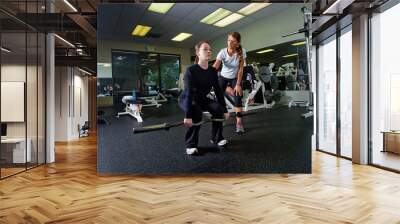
top-left (1, 64), bottom-right (26, 81)
top-left (1, 63), bottom-right (46, 164)
top-left (1, 65), bottom-right (26, 139)
top-left (1, 82), bottom-right (25, 122)
top-left (72, 73), bottom-right (89, 138)
top-left (55, 67), bottom-right (68, 141)
top-left (1, 65), bottom-right (41, 137)
top-left (55, 66), bottom-right (89, 141)
top-left (210, 4), bottom-right (308, 58)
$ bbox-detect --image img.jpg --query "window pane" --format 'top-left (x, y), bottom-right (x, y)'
top-left (371, 4), bottom-right (400, 171)
top-left (139, 53), bottom-right (160, 95)
top-left (160, 54), bottom-right (180, 91)
top-left (340, 28), bottom-right (352, 158)
top-left (318, 36), bottom-right (337, 154)
top-left (110, 51), bottom-right (138, 115)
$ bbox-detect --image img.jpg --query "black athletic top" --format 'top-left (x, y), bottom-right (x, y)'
top-left (180, 64), bottom-right (227, 118)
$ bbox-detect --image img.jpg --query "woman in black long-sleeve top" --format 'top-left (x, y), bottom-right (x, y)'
top-left (178, 41), bottom-right (229, 155)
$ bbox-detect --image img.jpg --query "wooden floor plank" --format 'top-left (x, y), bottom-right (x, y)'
top-left (0, 134), bottom-right (399, 223)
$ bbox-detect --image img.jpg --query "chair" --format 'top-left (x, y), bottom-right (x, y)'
top-left (78, 121), bottom-right (90, 138)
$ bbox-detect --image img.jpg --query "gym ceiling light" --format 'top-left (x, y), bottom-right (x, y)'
top-left (238, 3), bottom-right (271, 15)
top-left (172, 33), bottom-right (192, 42)
top-left (200, 8), bottom-right (232, 25)
top-left (282, 53), bottom-right (298, 58)
top-left (63, 0), bottom-right (78, 12)
top-left (322, 0), bottom-right (352, 15)
top-left (148, 3), bottom-right (175, 14)
top-left (1, 47), bottom-right (11, 53)
top-left (98, 63), bottom-right (111, 67)
top-left (132, 25), bottom-right (152, 37)
top-left (214, 13), bottom-right (244, 27)
top-left (54, 34), bottom-right (75, 48)
top-left (78, 67), bottom-right (93, 76)
top-left (256, 49), bottom-right (274, 54)
top-left (291, 41), bottom-right (306, 46)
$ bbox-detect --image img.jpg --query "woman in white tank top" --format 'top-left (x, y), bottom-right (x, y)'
top-left (213, 32), bottom-right (246, 133)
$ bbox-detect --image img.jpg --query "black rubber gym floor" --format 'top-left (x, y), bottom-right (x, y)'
top-left (98, 101), bottom-right (313, 174)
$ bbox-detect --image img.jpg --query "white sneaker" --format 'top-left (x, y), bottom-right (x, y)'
top-left (236, 124), bottom-right (245, 133)
top-left (186, 148), bottom-right (198, 155)
top-left (210, 139), bottom-right (228, 147)
top-left (217, 139), bottom-right (228, 147)
top-left (267, 101), bottom-right (275, 108)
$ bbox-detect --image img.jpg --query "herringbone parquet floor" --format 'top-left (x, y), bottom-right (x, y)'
top-left (1, 134), bottom-right (400, 224)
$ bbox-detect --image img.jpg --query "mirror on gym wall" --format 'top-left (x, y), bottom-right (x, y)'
top-left (97, 2), bottom-right (313, 174)
top-left (246, 40), bottom-right (310, 107)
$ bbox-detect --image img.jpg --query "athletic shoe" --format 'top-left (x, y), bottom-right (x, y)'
top-left (236, 124), bottom-right (245, 133)
top-left (266, 101), bottom-right (275, 108)
top-left (210, 139), bottom-right (228, 147)
top-left (186, 148), bottom-right (198, 155)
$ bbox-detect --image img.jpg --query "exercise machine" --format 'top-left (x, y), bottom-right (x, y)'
top-left (163, 87), bottom-right (182, 99)
top-left (139, 92), bottom-right (167, 108)
top-left (259, 63), bottom-right (275, 83)
top-left (116, 88), bottom-right (169, 122)
top-left (243, 75), bottom-right (275, 111)
top-left (116, 95), bottom-right (143, 122)
top-left (224, 65), bottom-right (275, 113)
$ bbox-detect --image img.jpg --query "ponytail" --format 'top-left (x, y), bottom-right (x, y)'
top-left (236, 44), bottom-right (243, 64)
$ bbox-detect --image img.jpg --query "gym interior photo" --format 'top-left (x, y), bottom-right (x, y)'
top-left (1, 0), bottom-right (400, 223)
top-left (97, 3), bottom-right (313, 174)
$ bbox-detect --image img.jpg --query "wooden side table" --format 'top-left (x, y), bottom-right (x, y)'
top-left (381, 131), bottom-right (400, 154)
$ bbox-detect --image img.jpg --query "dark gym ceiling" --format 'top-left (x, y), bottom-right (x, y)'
top-left (98, 3), bottom-right (291, 48)
top-left (0, 0), bottom-right (389, 75)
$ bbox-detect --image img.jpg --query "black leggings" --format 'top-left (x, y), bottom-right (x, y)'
top-left (218, 76), bottom-right (243, 108)
top-left (179, 99), bottom-right (225, 148)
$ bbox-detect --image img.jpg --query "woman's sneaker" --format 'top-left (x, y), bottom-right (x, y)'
top-left (210, 139), bottom-right (228, 147)
top-left (186, 148), bottom-right (198, 155)
top-left (236, 124), bottom-right (245, 133)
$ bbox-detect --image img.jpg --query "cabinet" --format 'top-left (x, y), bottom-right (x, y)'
top-left (382, 131), bottom-right (400, 154)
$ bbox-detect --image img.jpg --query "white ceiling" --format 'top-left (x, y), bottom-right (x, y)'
top-left (98, 3), bottom-right (290, 48)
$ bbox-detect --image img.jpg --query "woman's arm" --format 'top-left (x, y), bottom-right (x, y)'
top-left (213, 59), bottom-right (222, 70)
top-left (236, 59), bottom-right (244, 84)
top-left (212, 72), bottom-right (228, 113)
top-left (236, 49), bottom-right (247, 83)
top-left (183, 68), bottom-right (193, 118)
top-left (234, 58), bottom-right (245, 96)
